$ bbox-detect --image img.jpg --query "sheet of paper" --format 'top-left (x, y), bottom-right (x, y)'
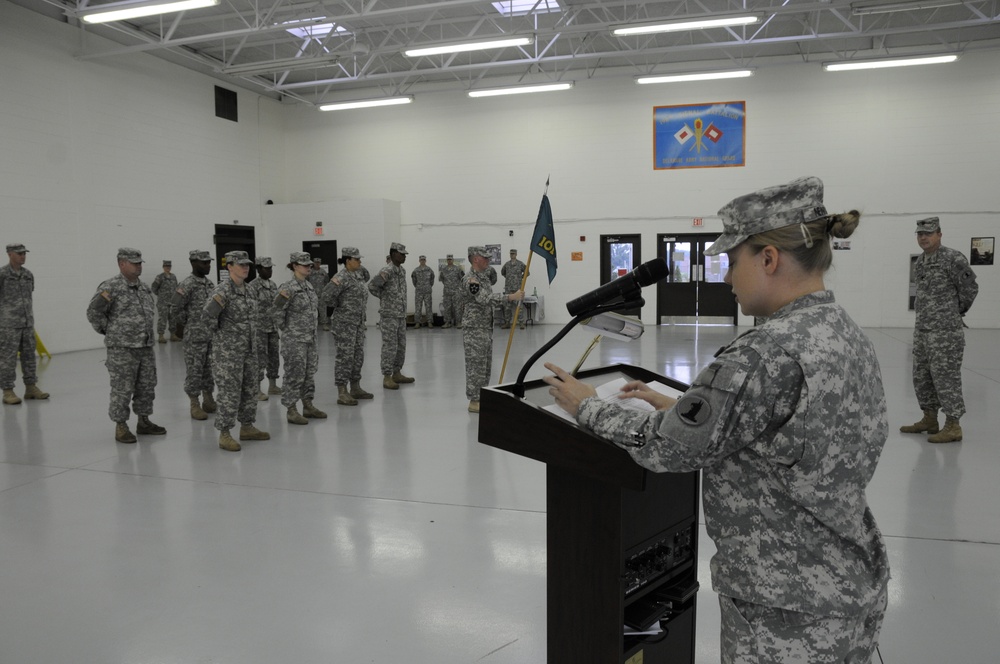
top-left (542, 377), bottom-right (685, 422)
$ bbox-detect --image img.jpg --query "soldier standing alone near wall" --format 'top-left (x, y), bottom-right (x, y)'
top-left (172, 250), bottom-right (218, 420)
top-left (248, 256), bottom-right (282, 401)
top-left (439, 254), bottom-right (464, 329)
top-left (86, 248), bottom-right (165, 444)
top-left (410, 255), bottom-right (435, 328)
top-left (1, 243), bottom-right (49, 405)
top-left (150, 260), bottom-right (178, 344)
top-left (369, 242), bottom-right (414, 389)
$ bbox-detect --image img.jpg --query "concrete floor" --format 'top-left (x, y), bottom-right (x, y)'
top-left (1, 322), bottom-right (997, 663)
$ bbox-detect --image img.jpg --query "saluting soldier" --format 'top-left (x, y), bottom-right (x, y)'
top-left (171, 250), bottom-right (217, 420)
top-left (438, 254), bottom-right (465, 329)
top-left (248, 256), bottom-right (281, 400)
top-left (150, 260), bottom-right (178, 343)
top-left (273, 252), bottom-right (326, 425)
top-left (410, 254), bottom-right (435, 328)
top-left (324, 247), bottom-right (372, 405)
top-left (461, 246), bottom-right (523, 413)
top-left (368, 242), bottom-right (414, 389)
top-left (1, 243), bottom-right (49, 405)
top-left (86, 248), bottom-right (165, 444)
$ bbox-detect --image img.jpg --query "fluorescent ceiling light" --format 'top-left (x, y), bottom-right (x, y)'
top-left (81, 0), bottom-right (218, 24)
top-left (319, 97), bottom-right (413, 111)
top-left (467, 82), bottom-right (573, 98)
top-left (823, 54), bottom-right (958, 71)
top-left (636, 69), bottom-right (754, 84)
top-left (612, 15), bottom-right (759, 36)
top-left (222, 54), bottom-right (340, 76)
top-left (851, 0), bottom-right (963, 15)
top-left (404, 37), bottom-right (532, 57)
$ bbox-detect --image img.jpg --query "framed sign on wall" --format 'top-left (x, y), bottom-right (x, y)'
top-left (654, 101), bottom-right (746, 170)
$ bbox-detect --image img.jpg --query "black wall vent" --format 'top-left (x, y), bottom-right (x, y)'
top-left (215, 86), bottom-right (238, 122)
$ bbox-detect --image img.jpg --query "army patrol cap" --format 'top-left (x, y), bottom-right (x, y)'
top-left (705, 176), bottom-right (829, 256)
top-left (468, 246), bottom-right (491, 258)
top-left (510, 249), bottom-right (517, 255)
top-left (255, 256), bottom-right (273, 267)
top-left (915, 217), bottom-right (941, 233)
top-left (418, 255), bottom-right (426, 260)
top-left (446, 254), bottom-right (454, 260)
top-left (6, 243), bottom-right (28, 253)
top-left (290, 251), bottom-right (313, 266)
top-left (162, 260), bottom-right (172, 267)
top-left (117, 247), bottom-right (144, 263)
top-left (341, 247), bottom-right (363, 259)
top-left (390, 242), bottom-right (408, 255)
top-left (224, 250), bottom-right (252, 266)
top-left (189, 250), bottom-right (212, 262)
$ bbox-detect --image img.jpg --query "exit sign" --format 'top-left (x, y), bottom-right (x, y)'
top-left (693, 218), bottom-right (704, 227)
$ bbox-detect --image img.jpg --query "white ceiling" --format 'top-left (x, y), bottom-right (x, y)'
top-left (19, 0), bottom-right (1000, 106)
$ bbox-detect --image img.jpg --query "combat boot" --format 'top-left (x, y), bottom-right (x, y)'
top-left (257, 390), bottom-right (268, 401)
top-left (239, 424), bottom-right (271, 441)
top-left (900, 409), bottom-right (939, 434)
top-left (349, 381), bottom-right (374, 400)
top-left (136, 415), bottom-right (166, 435)
top-left (201, 390), bottom-right (217, 414)
top-left (468, 400), bottom-right (480, 413)
top-left (158, 333), bottom-right (167, 344)
top-left (170, 333), bottom-right (182, 342)
top-left (115, 422), bottom-right (137, 444)
top-left (383, 375), bottom-right (399, 390)
top-left (337, 386), bottom-right (358, 406)
top-left (442, 323), bottom-right (453, 329)
top-left (3, 388), bottom-right (23, 405)
top-left (391, 371), bottom-right (415, 384)
top-left (287, 405), bottom-right (308, 425)
top-left (219, 430), bottom-right (241, 451)
top-left (928, 418), bottom-right (963, 444)
top-left (190, 395), bottom-right (208, 420)
top-left (267, 378), bottom-right (282, 395)
top-left (23, 384), bottom-right (49, 400)
top-left (302, 400), bottom-right (328, 418)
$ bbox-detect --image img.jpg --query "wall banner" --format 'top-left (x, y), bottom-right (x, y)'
top-left (654, 101), bottom-right (746, 170)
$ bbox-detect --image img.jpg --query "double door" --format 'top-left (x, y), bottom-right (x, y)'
top-left (656, 234), bottom-right (736, 324)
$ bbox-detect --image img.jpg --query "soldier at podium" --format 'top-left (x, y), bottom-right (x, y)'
top-left (544, 177), bottom-right (889, 664)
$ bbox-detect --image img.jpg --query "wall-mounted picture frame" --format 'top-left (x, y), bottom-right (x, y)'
top-left (971, 237), bottom-right (994, 266)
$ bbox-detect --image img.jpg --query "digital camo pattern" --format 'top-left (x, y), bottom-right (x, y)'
top-left (273, 277), bottom-right (318, 406)
top-left (0, 265), bottom-right (36, 388)
top-left (324, 267), bottom-right (369, 385)
top-left (410, 264), bottom-right (435, 325)
top-left (461, 268), bottom-right (505, 400)
top-left (206, 280), bottom-right (258, 431)
top-left (501, 258), bottom-right (526, 325)
top-left (307, 265), bottom-right (329, 325)
top-left (577, 291), bottom-right (890, 617)
top-left (369, 264), bottom-right (407, 375)
top-left (172, 273), bottom-right (215, 396)
top-left (86, 274), bottom-right (158, 422)
top-left (248, 276), bottom-right (280, 382)
top-left (912, 328), bottom-right (965, 419)
top-left (438, 263), bottom-right (465, 325)
top-left (150, 271), bottom-right (178, 335)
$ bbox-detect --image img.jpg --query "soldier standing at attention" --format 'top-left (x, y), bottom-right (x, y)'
top-left (1, 243), bottom-right (49, 405)
top-left (324, 247), bottom-right (372, 405)
top-left (410, 255), bottom-right (435, 328)
top-left (273, 252), bottom-right (327, 425)
top-left (204, 251), bottom-right (270, 452)
top-left (369, 242), bottom-right (414, 389)
top-left (86, 248), bottom-right (165, 444)
top-left (438, 254), bottom-right (464, 329)
top-left (248, 256), bottom-right (282, 401)
top-left (461, 246), bottom-right (523, 413)
top-left (307, 257), bottom-right (330, 331)
top-left (501, 249), bottom-right (527, 329)
top-left (172, 250), bottom-right (217, 420)
top-left (150, 260), bottom-right (178, 344)
top-left (900, 217), bottom-right (979, 443)
top-left (544, 177), bottom-right (890, 663)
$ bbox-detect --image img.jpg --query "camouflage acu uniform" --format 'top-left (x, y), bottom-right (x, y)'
top-left (439, 263), bottom-right (465, 326)
top-left (150, 271), bottom-right (178, 335)
top-left (86, 273), bottom-right (158, 422)
top-left (323, 267), bottom-right (369, 386)
top-left (577, 291), bottom-right (890, 662)
top-left (248, 274), bottom-right (280, 384)
top-left (501, 257), bottom-right (526, 326)
top-left (912, 245), bottom-right (979, 419)
top-left (0, 263), bottom-right (37, 389)
top-left (368, 263), bottom-right (408, 376)
top-left (307, 265), bottom-right (329, 328)
top-left (205, 279), bottom-right (259, 432)
top-left (410, 263), bottom-right (435, 326)
top-left (273, 277), bottom-right (318, 407)
top-left (460, 268), bottom-right (506, 401)
top-left (172, 271), bottom-right (215, 397)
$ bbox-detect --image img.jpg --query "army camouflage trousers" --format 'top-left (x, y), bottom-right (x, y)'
top-left (379, 317), bottom-right (407, 376)
top-left (719, 586), bottom-right (887, 664)
top-left (912, 328), bottom-right (966, 419)
top-left (333, 323), bottom-right (366, 386)
top-left (182, 336), bottom-right (214, 397)
top-left (0, 325), bottom-right (37, 389)
top-left (256, 330), bottom-right (280, 383)
top-left (155, 299), bottom-right (172, 335)
top-left (280, 339), bottom-right (317, 407)
top-left (105, 346), bottom-right (157, 422)
top-left (463, 326), bottom-right (493, 401)
top-left (211, 340), bottom-right (259, 432)
top-left (414, 290), bottom-right (433, 325)
top-left (442, 290), bottom-right (462, 326)
top-left (503, 298), bottom-right (525, 326)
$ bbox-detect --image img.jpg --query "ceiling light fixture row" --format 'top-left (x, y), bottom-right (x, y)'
top-left (80, 0), bottom-right (219, 24)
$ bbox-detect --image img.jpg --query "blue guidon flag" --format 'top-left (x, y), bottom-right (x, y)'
top-left (654, 101), bottom-right (746, 170)
top-left (530, 193), bottom-right (557, 283)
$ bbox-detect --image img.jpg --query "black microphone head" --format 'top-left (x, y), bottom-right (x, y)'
top-left (634, 258), bottom-right (670, 287)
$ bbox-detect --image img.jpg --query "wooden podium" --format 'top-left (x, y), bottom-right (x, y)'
top-left (479, 364), bottom-right (700, 664)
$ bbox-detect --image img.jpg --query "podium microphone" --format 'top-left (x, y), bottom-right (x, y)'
top-left (566, 258), bottom-right (670, 317)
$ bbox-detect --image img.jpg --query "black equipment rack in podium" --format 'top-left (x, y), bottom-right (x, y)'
top-left (479, 363), bottom-right (700, 664)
